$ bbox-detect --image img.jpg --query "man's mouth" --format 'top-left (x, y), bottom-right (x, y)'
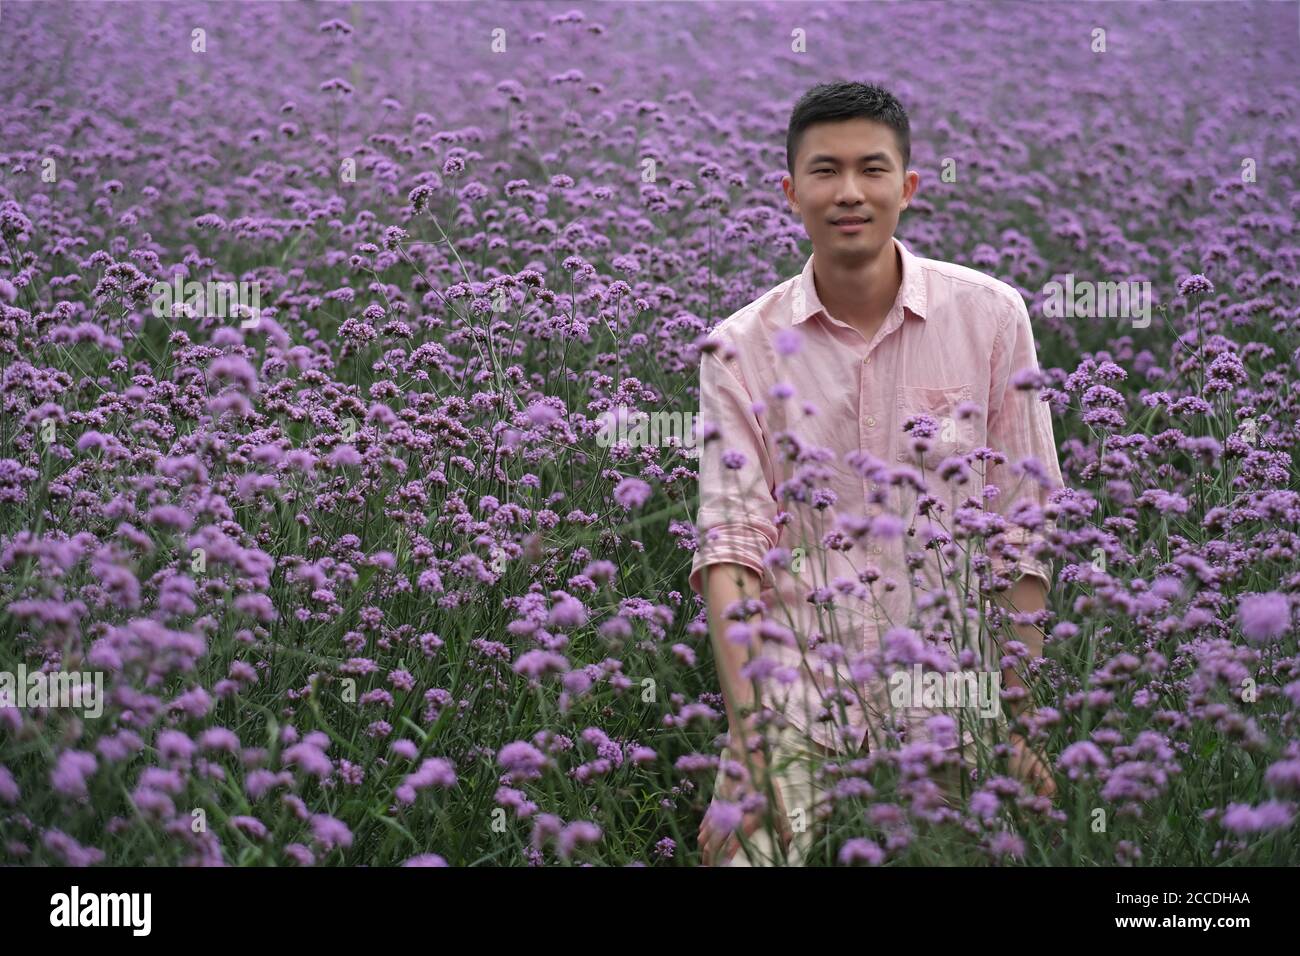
top-left (833, 217), bottom-right (869, 224)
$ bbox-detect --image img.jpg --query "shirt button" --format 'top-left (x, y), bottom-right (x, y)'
top-left (866, 416), bottom-right (876, 427)
top-left (896, 451), bottom-right (905, 461)
top-left (862, 356), bottom-right (870, 365)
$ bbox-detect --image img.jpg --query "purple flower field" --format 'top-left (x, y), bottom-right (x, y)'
top-left (1, 0), bottom-right (1299, 866)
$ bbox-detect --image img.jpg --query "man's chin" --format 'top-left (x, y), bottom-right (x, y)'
top-left (818, 233), bottom-right (882, 260)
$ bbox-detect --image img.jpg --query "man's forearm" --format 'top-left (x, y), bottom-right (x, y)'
top-left (704, 562), bottom-right (764, 737)
top-left (987, 574), bottom-right (1049, 722)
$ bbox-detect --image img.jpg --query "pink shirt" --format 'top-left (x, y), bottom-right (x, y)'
top-left (689, 235), bottom-right (1063, 755)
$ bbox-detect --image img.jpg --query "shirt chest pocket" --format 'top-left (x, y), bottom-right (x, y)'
top-left (894, 383), bottom-right (977, 472)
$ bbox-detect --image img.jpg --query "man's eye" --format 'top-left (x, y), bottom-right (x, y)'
top-left (866, 167), bottom-right (885, 173)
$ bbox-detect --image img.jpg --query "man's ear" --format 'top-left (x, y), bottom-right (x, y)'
top-left (901, 169), bottom-right (920, 210)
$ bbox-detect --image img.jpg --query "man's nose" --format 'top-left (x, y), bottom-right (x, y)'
top-left (836, 176), bottom-right (867, 205)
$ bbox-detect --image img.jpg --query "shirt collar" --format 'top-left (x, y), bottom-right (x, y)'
top-left (790, 235), bottom-right (927, 326)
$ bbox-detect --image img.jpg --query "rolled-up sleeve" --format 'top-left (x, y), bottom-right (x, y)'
top-left (687, 347), bottom-right (780, 598)
top-left (982, 292), bottom-right (1063, 593)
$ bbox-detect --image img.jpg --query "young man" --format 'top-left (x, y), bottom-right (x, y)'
top-left (692, 82), bottom-right (1063, 866)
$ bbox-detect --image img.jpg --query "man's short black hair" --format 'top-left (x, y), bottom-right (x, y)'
top-left (786, 81), bottom-right (911, 176)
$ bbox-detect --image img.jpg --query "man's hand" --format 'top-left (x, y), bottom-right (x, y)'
top-left (1006, 731), bottom-right (1057, 800)
top-left (698, 745), bottom-right (793, 866)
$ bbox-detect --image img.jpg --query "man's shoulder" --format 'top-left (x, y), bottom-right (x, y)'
top-left (917, 251), bottom-right (1025, 317)
top-left (704, 273), bottom-right (797, 346)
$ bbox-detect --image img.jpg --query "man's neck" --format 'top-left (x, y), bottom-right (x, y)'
top-left (812, 239), bottom-right (902, 343)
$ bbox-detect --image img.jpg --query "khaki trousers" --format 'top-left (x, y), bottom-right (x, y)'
top-left (712, 721), bottom-right (970, 867)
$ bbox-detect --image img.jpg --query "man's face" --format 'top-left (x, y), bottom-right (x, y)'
top-left (783, 118), bottom-right (919, 261)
